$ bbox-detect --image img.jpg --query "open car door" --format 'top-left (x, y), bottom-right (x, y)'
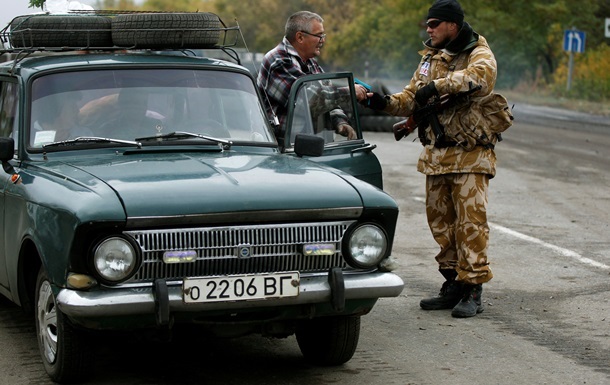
top-left (283, 72), bottom-right (384, 189)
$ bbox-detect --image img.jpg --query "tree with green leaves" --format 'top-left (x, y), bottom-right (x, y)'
top-left (211, 0), bottom-right (310, 55)
top-left (462, 0), bottom-right (602, 87)
top-left (29, 0), bottom-right (45, 9)
top-left (27, 0), bottom-right (609, 101)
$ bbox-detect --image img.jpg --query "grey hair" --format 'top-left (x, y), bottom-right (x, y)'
top-left (285, 11), bottom-right (323, 42)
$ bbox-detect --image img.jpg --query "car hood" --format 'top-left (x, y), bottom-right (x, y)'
top-left (41, 151), bottom-right (366, 219)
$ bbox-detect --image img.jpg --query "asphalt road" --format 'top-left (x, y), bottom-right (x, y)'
top-left (1, 104), bottom-right (609, 384)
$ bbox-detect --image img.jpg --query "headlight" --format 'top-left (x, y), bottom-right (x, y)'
top-left (345, 224), bottom-right (388, 269)
top-left (93, 237), bottom-right (138, 283)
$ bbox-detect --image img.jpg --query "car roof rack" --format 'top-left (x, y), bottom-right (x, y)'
top-left (0, 10), bottom-right (244, 62)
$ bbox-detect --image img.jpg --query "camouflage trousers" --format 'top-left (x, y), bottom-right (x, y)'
top-left (425, 173), bottom-right (493, 284)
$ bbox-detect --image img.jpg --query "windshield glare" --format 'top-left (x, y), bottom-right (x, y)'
top-left (29, 69), bottom-right (275, 148)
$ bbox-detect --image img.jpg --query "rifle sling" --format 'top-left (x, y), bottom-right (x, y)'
top-left (419, 137), bottom-right (495, 150)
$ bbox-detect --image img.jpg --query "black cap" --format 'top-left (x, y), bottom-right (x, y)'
top-left (427, 0), bottom-right (464, 26)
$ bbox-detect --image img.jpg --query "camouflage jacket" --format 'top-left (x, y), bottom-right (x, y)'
top-left (384, 23), bottom-right (498, 177)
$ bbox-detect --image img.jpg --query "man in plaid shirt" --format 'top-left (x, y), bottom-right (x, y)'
top-left (257, 11), bottom-right (367, 143)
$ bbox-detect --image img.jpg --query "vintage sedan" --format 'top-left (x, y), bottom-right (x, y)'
top-left (0, 12), bottom-right (403, 383)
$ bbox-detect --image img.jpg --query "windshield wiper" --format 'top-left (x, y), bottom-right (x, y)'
top-left (136, 131), bottom-right (233, 150)
top-left (42, 137), bottom-right (142, 149)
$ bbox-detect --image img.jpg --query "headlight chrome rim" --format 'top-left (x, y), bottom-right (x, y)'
top-left (92, 236), bottom-right (139, 284)
top-left (344, 223), bottom-right (388, 269)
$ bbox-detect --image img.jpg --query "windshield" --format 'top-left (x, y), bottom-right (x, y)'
top-left (29, 69), bottom-right (275, 148)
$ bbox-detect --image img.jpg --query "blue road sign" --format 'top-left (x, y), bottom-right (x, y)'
top-left (563, 30), bottom-right (586, 53)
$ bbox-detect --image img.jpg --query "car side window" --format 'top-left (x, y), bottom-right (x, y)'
top-left (0, 81), bottom-right (20, 150)
top-left (288, 76), bottom-right (357, 146)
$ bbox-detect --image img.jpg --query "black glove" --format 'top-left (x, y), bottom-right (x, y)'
top-left (412, 108), bottom-right (427, 125)
top-left (415, 82), bottom-right (438, 106)
top-left (363, 92), bottom-right (388, 111)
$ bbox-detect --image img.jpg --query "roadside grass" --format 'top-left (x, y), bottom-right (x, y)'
top-left (499, 88), bottom-right (610, 117)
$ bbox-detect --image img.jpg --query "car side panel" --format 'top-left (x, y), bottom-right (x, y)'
top-left (307, 143), bottom-right (384, 189)
top-left (0, 174), bottom-right (9, 290)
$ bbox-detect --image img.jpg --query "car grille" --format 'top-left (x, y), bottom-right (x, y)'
top-left (124, 221), bottom-right (355, 284)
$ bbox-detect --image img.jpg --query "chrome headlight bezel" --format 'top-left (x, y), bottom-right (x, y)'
top-left (342, 223), bottom-right (389, 269)
top-left (91, 236), bottom-right (140, 285)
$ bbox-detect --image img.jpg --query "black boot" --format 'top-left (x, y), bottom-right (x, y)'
top-left (420, 270), bottom-right (463, 310)
top-left (451, 284), bottom-right (483, 318)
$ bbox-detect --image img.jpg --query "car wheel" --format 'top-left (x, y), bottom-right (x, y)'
top-left (35, 267), bottom-right (91, 383)
top-left (296, 315), bottom-right (361, 366)
top-left (9, 15), bottom-right (112, 48)
top-left (112, 13), bottom-right (221, 49)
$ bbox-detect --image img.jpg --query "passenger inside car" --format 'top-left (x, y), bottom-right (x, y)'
top-left (101, 88), bottom-right (164, 139)
top-left (30, 92), bottom-right (94, 147)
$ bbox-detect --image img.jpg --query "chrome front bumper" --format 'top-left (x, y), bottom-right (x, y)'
top-left (56, 272), bottom-right (404, 319)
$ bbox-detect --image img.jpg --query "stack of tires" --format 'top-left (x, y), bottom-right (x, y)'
top-left (9, 12), bottom-right (221, 49)
top-left (9, 14), bottom-right (113, 48)
top-left (111, 12), bottom-right (221, 48)
top-left (358, 81), bottom-right (406, 132)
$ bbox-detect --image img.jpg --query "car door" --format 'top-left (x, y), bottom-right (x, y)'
top-left (0, 80), bottom-right (20, 289)
top-left (283, 72), bottom-right (384, 189)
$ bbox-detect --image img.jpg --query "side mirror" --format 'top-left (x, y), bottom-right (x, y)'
top-left (0, 137), bottom-right (16, 175)
top-left (293, 134), bottom-right (324, 157)
top-left (0, 137), bottom-right (15, 162)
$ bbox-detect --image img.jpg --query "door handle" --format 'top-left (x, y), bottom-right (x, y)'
top-left (351, 143), bottom-right (377, 154)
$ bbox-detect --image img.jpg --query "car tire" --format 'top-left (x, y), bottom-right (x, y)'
top-left (111, 13), bottom-right (221, 49)
top-left (357, 80), bottom-right (406, 132)
top-left (35, 267), bottom-right (91, 383)
top-left (9, 15), bottom-right (112, 48)
top-left (296, 315), bottom-right (361, 366)
top-left (359, 115), bottom-right (406, 132)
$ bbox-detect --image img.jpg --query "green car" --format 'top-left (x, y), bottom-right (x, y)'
top-left (0, 12), bottom-right (403, 383)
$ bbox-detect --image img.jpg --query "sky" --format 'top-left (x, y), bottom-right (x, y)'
top-left (2, 0), bottom-right (43, 29)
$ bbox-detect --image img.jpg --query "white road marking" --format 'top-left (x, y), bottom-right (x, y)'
top-left (490, 223), bottom-right (610, 270)
top-left (411, 196), bottom-right (609, 270)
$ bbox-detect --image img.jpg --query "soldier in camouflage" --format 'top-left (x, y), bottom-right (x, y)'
top-left (365, 0), bottom-right (501, 318)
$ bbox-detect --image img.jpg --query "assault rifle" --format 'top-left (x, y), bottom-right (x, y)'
top-left (393, 83), bottom-right (482, 142)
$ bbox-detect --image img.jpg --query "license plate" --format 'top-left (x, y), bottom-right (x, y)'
top-left (183, 272), bottom-right (300, 303)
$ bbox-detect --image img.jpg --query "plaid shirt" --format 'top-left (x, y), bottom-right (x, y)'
top-left (257, 37), bottom-right (348, 137)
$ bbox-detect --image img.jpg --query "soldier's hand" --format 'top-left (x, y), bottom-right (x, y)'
top-left (415, 82), bottom-right (438, 106)
top-left (362, 92), bottom-right (388, 111)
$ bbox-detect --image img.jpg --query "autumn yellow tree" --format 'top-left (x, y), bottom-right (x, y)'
top-left (92, 0), bottom-right (141, 10)
top-left (29, 0), bottom-right (609, 99)
top-left (140, 0), bottom-right (204, 12)
top-left (210, 0), bottom-right (309, 53)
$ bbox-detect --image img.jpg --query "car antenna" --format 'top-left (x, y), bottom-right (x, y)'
top-left (236, 19), bottom-right (279, 127)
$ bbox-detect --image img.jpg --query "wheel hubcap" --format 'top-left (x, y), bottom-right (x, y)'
top-left (37, 280), bottom-right (58, 364)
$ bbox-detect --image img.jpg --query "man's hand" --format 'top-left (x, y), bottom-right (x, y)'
top-left (415, 82), bottom-right (438, 106)
top-left (336, 123), bottom-right (357, 140)
top-left (355, 84), bottom-right (368, 101)
top-left (362, 92), bottom-right (388, 111)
